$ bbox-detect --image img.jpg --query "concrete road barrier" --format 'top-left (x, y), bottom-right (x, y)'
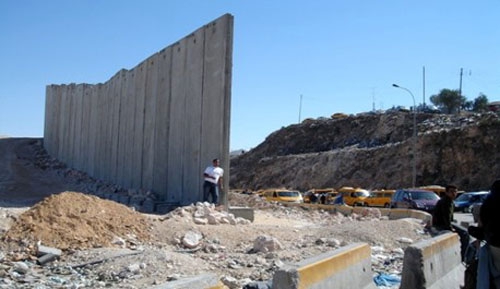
top-left (400, 232), bottom-right (464, 289)
top-left (272, 243), bottom-right (377, 289)
top-left (387, 208), bottom-right (432, 225)
top-left (228, 206), bottom-right (254, 222)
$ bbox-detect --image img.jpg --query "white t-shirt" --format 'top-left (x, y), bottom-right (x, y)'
top-left (204, 166), bottom-right (224, 184)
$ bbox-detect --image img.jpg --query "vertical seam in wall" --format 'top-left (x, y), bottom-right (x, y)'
top-left (139, 66), bottom-right (147, 188)
top-left (115, 72), bottom-right (123, 183)
top-left (199, 25), bottom-right (207, 201)
top-left (165, 48), bottom-right (173, 201)
top-left (181, 39), bottom-right (188, 200)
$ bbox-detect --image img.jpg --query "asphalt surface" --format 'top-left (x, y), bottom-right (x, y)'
top-left (454, 211), bottom-right (475, 227)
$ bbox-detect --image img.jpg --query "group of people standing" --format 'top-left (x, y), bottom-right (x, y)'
top-left (432, 181), bottom-right (500, 289)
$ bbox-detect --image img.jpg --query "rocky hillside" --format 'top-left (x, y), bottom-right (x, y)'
top-left (229, 111), bottom-right (500, 192)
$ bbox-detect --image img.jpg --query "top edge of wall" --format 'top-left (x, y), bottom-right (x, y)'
top-left (47, 13), bottom-right (234, 88)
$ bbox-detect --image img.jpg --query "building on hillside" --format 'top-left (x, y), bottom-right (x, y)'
top-left (488, 101), bottom-right (500, 112)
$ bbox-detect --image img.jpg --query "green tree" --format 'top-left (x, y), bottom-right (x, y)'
top-left (472, 93), bottom-right (489, 112)
top-left (462, 100), bottom-right (473, 111)
top-left (430, 89), bottom-right (465, 114)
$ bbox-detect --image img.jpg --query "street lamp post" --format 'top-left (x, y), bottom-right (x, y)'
top-left (392, 84), bottom-right (417, 188)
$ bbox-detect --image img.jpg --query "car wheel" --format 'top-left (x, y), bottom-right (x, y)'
top-left (384, 203), bottom-right (390, 208)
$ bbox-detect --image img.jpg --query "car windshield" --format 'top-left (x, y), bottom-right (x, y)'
top-left (278, 191), bottom-right (300, 197)
top-left (355, 190), bottom-right (370, 197)
top-left (410, 191), bottom-right (439, 200)
top-left (456, 192), bottom-right (488, 202)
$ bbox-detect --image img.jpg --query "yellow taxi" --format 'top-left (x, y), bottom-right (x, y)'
top-left (303, 188), bottom-right (337, 204)
top-left (260, 188), bottom-right (303, 203)
top-left (418, 185), bottom-right (446, 197)
top-left (364, 189), bottom-right (396, 208)
top-left (337, 186), bottom-right (370, 206)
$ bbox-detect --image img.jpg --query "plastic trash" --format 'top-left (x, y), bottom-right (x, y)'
top-left (373, 273), bottom-right (401, 287)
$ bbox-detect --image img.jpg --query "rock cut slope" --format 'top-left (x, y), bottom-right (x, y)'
top-left (230, 111), bottom-right (500, 191)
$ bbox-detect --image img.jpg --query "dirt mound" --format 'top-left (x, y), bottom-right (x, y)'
top-left (3, 192), bottom-right (152, 250)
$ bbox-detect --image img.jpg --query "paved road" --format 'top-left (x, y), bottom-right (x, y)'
top-left (454, 211), bottom-right (475, 227)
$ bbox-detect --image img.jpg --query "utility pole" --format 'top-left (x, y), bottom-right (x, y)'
top-left (372, 88), bottom-right (376, 111)
top-left (298, 94), bottom-right (303, 123)
top-left (422, 66), bottom-right (426, 107)
top-left (459, 68), bottom-right (463, 97)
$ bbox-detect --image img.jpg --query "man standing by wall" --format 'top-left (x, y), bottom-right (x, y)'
top-left (203, 158), bottom-right (224, 205)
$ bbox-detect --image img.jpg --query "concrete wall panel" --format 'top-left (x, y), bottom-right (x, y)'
top-left (87, 84), bottom-right (99, 177)
top-left (142, 54), bottom-right (159, 190)
top-left (101, 79), bottom-right (113, 181)
top-left (166, 40), bottom-right (187, 203)
top-left (44, 14), bottom-right (233, 208)
top-left (61, 85), bottom-right (71, 164)
top-left (95, 82), bottom-right (105, 180)
top-left (116, 71), bottom-right (129, 186)
top-left (131, 62), bottom-right (147, 188)
top-left (110, 72), bottom-right (123, 183)
top-left (183, 29), bottom-right (205, 204)
top-left (122, 70), bottom-right (136, 188)
top-left (73, 84), bottom-right (84, 170)
top-left (80, 84), bottom-right (91, 172)
top-left (152, 47), bottom-right (172, 197)
top-left (200, 15), bottom-right (233, 202)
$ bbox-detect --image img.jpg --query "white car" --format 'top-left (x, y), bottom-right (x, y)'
top-left (471, 203), bottom-right (482, 223)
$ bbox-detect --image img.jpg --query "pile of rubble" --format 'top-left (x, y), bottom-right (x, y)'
top-left (2, 192), bottom-right (152, 250)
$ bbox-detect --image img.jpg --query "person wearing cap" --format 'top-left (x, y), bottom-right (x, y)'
top-left (202, 158), bottom-right (224, 205)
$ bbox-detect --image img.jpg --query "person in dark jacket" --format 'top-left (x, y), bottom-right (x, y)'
top-left (432, 184), bottom-right (469, 261)
top-left (433, 184), bottom-right (457, 231)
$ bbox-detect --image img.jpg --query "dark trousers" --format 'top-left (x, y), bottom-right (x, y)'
top-left (432, 224), bottom-right (470, 262)
top-left (452, 223), bottom-right (470, 262)
top-left (203, 181), bottom-right (219, 205)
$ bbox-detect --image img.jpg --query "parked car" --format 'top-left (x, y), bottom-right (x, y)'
top-left (454, 191), bottom-right (489, 213)
top-left (472, 203), bottom-right (482, 223)
top-left (364, 189), bottom-right (396, 208)
top-left (337, 187), bottom-right (370, 206)
top-left (261, 189), bottom-right (303, 203)
top-left (418, 185), bottom-right (446, 197)
top-left (303, 188), bottom-right (337, 204)
top-left (390, 189), bottom-right (440, 212)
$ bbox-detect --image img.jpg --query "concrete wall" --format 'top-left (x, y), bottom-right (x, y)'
top-left (43, 14), bottom-right (233, 208)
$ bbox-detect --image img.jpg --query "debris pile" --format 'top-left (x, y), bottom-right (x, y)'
top-left (2, 191), bottom-right (152, 250)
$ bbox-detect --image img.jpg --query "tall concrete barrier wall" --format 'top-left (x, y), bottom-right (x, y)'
top-left (400, 232), bottom-right (464, 289)
top-left (43, 14), bottom-right (233, 208)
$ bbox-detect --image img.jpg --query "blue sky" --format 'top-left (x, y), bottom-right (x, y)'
top-left (1, 1), bottom-right (499, 151)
